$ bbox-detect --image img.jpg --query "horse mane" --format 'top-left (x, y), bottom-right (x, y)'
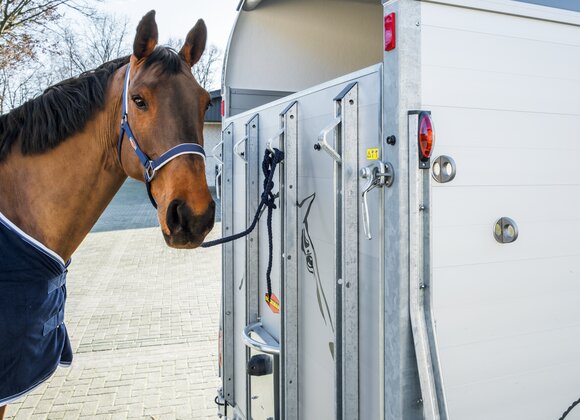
top-left (0, 46), bottom-right (183, 162)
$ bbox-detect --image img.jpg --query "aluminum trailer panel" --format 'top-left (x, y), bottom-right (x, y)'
top-left (220, 65), bottom-right (384, 419)
top-left (218, 0), bottom-right (580, 419)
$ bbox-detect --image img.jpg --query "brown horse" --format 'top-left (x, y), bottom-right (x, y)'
top-left (0, 11), bottom-right (214, 418)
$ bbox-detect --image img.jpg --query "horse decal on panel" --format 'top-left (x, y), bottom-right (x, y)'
top-left (297, 193), bottom-right (335, 359)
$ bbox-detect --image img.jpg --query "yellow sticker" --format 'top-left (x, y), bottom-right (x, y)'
top-left (366, 148), bottom-right (379, 160)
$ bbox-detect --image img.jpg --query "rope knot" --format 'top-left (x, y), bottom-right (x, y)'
top-left (202, 146), bottom-right (284, 302)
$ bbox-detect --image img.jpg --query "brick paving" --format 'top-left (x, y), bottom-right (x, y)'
top-left (5, 180), bottom-right (222, 420)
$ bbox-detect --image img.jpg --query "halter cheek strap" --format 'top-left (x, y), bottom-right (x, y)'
top-left (117, 64), bottom-right (206, 208)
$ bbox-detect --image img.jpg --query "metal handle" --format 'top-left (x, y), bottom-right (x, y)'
top-left (316, 117), bottom-right (342, 163)
top-left (212, 140), bottom-right (223, 200)
top-left (233, 136), bottom-right (248, 163)
top-left (242, 322), bottom-right (280, 356)
top-left (212, 140), bottom-right (223, 166)
top-left (215, 168), bottom-right (222, 200)
top-left (360, 161), bottom-right (394, 240)
top-left (266, 127), bottom-right (284, 153)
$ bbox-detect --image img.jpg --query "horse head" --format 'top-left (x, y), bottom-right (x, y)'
top-left (119, 11), bottom-right (215, 248)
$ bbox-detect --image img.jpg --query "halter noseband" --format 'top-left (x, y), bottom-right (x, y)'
top-left (117, 63), bottom-right (206, 208)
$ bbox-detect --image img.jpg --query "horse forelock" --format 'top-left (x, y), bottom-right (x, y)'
top-left (0, 56), bottom-right (131, 163)
top-left (142, 46), bottom-right (184, 75)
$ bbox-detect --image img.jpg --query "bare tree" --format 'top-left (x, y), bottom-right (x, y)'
top-left (192, 44), bottom-right (221, 90)
top-left (0, 0), bottom-right (94, 72)
top-left (55, 12), bottom-right (129, 77)
top-left (0, 8), bottom-right (127, 113)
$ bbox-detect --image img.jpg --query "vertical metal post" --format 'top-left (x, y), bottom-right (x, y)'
top-left (281, 101), bottom-right (299, 420)
top-left (408, 112), bottom-right (448, 420)
top-left (382, 1), bottom-right (424, 419)
top-left (245, 114), bottom-right (260, 418)
top-left (337, 84), bottom-right (360, 420)
top-left (222, 123), bottom-right (236, 406)
top-left (246, 115), bottom-right (260, 326)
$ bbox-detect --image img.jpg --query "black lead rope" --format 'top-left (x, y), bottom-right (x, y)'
top-left (559, 396), bottom-right (580, 420)
top-left (202, 148), bottom-right (284, 300)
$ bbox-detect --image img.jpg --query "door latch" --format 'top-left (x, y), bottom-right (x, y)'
top-left (360, 161), bottom-right (394, 239)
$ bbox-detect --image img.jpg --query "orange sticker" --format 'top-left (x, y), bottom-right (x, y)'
top-left (265, 293), bottom-right (280, 314)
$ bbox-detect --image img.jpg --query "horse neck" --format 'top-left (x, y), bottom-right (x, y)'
top-left (0, 81), bottom-right (127, 262)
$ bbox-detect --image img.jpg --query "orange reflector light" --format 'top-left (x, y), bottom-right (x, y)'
top-left (418, 112), bottom-right (434, 161)
top-left (384, 13), bottom-right (396, 51)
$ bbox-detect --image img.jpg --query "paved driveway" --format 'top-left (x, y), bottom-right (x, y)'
top-left (5, 180), bottom-right (222, 419)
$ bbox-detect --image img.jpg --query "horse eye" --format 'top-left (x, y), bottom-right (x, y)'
top-left (132, 96), bottom-right (147, 110)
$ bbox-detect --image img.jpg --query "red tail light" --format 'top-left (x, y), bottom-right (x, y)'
top-left (418, 112), bottom-right (434, 161)
top-left (220, 99), bottom-right (225, 117)
top-left (384, 13), bottom-right (396, 51)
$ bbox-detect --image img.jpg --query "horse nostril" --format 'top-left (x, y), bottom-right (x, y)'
top-left (167, 199), bottom-right (215, 237)
top-left (166, 199), bottom-right (190, 233)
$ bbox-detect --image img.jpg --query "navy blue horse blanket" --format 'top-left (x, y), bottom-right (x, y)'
top-left (0, 213), bottom-right (72, 405)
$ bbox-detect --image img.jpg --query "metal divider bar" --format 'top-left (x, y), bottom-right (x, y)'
top-left (408, 112), bottom-right (447, 420)
top-left (338, 84), bottom-right (360, 420)
top-left (245, 114), bottom-right (260, 417)
top-left (246, 114), bottom-right (260, 327)
top-left (222, 123), bottom-right (236, 406)
top-left (281, 101), bottom-right (299, 420)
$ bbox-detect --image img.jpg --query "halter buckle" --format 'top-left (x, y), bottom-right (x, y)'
top-left (145, 162), bottom-right (156, 182)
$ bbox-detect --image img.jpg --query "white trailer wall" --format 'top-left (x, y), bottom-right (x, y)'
top-left (223, 0), bottom-right (383, 116)
top-left (421, 1), bottom-right (580, 419)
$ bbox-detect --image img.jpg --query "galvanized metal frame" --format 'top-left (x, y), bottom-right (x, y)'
top-left (281, 101), bottom-right (299, 420)
top-left (408, 111), bottom-right (448, 420)
top-left (330, 95), bottom-right (344, 420)
top-left (244, 114), bottom-right (260, 418)
top-left (382, 1), bottom-right (424, 419)
top-left (319, 82), bottom-right (360, 420)
top-left (246, 114), bottom-right (260, 327)
top-left (221, 123), bottom-right (236, 406)
top-left (337, 84), bottom-right (360, 420)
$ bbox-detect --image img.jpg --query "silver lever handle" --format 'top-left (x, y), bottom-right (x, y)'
top-left (234, 136), bottom-right (248, 163)
top-left (360, 161), bottom-right (394, 240)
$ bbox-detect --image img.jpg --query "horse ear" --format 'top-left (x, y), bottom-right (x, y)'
top-left (179, 19), bottom-right (207, 67)
top-left (133, 10), bottom-right (158, 60)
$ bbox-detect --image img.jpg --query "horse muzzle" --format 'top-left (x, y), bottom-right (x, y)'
top-left (164, 198), bottom-right (215, 248)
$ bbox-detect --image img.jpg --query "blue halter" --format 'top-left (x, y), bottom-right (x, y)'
top-left (117, 63), bottom-right (206, 208)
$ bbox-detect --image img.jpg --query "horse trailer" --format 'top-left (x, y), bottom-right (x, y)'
top-left (214, 0), bottom-right (580, 419)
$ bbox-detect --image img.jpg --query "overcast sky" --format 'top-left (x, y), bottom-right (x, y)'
top-left (98, 0), bottom-right (239, 52)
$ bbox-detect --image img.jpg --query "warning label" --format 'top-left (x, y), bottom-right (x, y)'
top-left (366, 148), bottom-right (379, 160)
top-left (265, 293), bottom-right (280, 314)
